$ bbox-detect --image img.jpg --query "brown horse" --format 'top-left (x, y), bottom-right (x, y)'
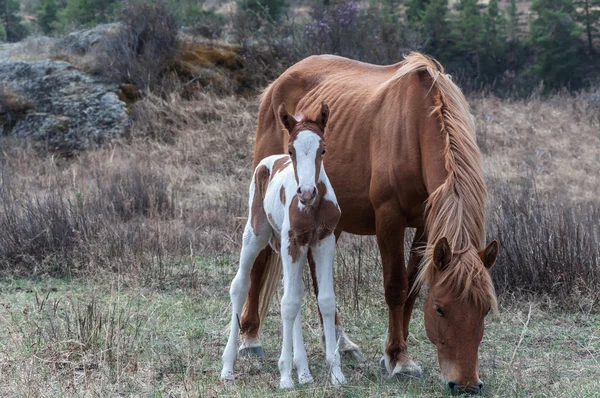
top-left (239, 52), bottom-right (499, 395)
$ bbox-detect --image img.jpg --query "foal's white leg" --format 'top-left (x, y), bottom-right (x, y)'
top-left (278, 241), bottom-right (306, 389)
top-left (312, 234), bottom-right (346, 386)
top-left (221, 222), bottom-right (270, 381)
top-left (293, 310), bottom-right (314, 385)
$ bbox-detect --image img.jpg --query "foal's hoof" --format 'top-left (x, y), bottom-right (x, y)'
top-left (279, 378), bottom-right (295, 389)
top-left (238, 345), bottom-right (265, 358)
top-left (298, 371), bottom-right (314, 385)
top-left (341, 346), bottom-right (367, 362)
top-left (220, 370), bottom-right (235, 381)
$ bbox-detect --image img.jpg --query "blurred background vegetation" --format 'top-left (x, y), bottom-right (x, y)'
top-left (1, 0), bottom-right (599, 95)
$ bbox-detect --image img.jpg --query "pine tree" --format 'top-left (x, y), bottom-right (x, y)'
top-left (452, 0), bottom-right (484, 78)
top-left (0, 0), bottom-right (27, 42)
top-left (480, 0), bottom-right (507, 82)
top-left (421, 0), bottom-right (450, 61)
top-left (529, 0), bottom-right (582, 89)
top-left (406, 0), bottom-right (430, 25)
top-left (36, 0), bottom-right (59, 34)
top-left (505, 0), bottom-right (520, 42)
top-left (58, 0), bottom-right (119, 27)
top-left (574, 0), bottom-right (600, 53)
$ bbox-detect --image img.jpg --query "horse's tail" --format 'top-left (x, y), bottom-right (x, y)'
top-left (253, 81), bottom-right (288, 169)
top-left (258, 252), bottom-right (281, 331)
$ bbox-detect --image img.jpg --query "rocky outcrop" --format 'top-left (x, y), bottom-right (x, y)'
top-left (0, 58), bottom-right (129, 153)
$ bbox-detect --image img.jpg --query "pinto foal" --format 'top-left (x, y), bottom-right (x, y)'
top-left (221, 102), bottom-right (346, 388)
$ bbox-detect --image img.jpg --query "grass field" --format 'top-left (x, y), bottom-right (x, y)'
top-left (1, 258), bottom-right (599, 397)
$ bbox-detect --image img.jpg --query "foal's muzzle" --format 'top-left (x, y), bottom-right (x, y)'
top-left (297, 186), bottom-right (317, 206)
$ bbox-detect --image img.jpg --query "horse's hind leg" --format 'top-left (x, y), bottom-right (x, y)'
top-left (308, 231), bottom-right (366, 362)
top-left (221, 222), bottom-right (270, 381)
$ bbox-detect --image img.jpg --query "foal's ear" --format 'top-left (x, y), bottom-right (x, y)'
top-left (278, 103), bottom-right (297, 133)
top-left (315, 101), bottom-right (330, 131)
top-left (479, 240), bottom-right (499, 270)
top-left (433, 237), bottom-right (452, 271)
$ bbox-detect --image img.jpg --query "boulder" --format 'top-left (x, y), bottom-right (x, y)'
top-left (0, 59), bottom-right (129, 153)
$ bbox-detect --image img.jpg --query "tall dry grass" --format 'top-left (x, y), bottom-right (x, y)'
top-left (1, 88), bottom-right (599, 309)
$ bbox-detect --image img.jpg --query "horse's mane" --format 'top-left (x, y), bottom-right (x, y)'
top-left (396, 53), bottom-right (497, 313)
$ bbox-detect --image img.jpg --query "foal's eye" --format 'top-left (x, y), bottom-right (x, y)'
top-left (435, 305), bottom-right (444, 317)
top-left (321, 149), bottom-right (326, 155)
top-left (288, 150), bottom-right (293, 156)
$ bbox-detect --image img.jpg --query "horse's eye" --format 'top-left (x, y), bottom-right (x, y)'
top-left (435, 305), bottom-right (444, 317)
top-left (321, 149), bottom-right (326, 155)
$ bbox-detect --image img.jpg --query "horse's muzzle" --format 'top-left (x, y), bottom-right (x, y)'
top-left (297, 186), bottom-right (317, 206)
top-left (448, 380), bottom-right (483, 395)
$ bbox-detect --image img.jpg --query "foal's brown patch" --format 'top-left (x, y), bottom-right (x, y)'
top-left (287, 182), bottom-right (340, 263)
top-left (270, 157), bottom-right (291, 181)
top-left (251, 165), bottom-right (270, 234)
top-left (280, 186), bottom-right (286, 205)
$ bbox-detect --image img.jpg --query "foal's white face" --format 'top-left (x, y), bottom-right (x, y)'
top-left (289, 130), bottom-right (326, 206)
top-left (279, 101), bottom-right (329, 207)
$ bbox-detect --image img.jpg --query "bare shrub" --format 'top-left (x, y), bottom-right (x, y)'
top-left (94, 0), bottom-right (178, 91)
top-left (488, 179), bottom-right (600, 309)
top-left (93, 166), bottom-right (174, 221)
top-left (6, 291), bottom-right (147, 376)
top-left (0, 173), bottom-right (96, 273)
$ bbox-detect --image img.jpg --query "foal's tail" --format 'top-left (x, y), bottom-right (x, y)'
top-left (258, 252), bottom-right (281, 330)
top-left (239, 251), bottom-right (282, 332)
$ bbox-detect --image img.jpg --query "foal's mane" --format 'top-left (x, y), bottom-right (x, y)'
top-left (396, 53), bottom-right (497, 313)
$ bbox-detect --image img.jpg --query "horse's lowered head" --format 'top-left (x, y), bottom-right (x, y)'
top-left (421, 237), bottom-right (499, 395)
top-left (278, 101), bottom-right (329, 207)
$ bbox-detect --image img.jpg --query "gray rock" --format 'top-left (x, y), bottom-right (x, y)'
top-left (55, 23), bottom-right (119, 56)
top-left (0, 59), bottom-right (129, 153)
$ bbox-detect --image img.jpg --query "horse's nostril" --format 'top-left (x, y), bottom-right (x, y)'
top-left (476, 381), bottom-right (483, 391)
top-left (448, 380), bottom-right (458, 391)
top-left (297, 187), bottom-right (302, 195)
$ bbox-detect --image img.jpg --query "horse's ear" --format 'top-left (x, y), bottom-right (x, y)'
top-left (278, 103), bottom-right (297, 133)
top-left (480, 240), bottom-right (499, 270)
top-left (315, 101), bottom-right (329, 131)
top-left (433, 237), bottom-right (452, 271)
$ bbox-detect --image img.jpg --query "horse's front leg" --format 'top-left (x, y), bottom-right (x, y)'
top-left (221, 221), bottom-right (270, 381)
top-left (375, 205), bottom-right (422, 379)
top-left (308, 233), bottom-right (365, 362)
top-left (403, 228), bottom-right (427, 340)
top-left (292, 309), bottom-right (313, 384)
top-left (312, 234), bottom-right (346, 386)
top-left (278, 235), bottom-right (306, 389)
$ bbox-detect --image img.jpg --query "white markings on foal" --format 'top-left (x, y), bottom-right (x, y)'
top-left (221, 102), bottom-right (346, 389)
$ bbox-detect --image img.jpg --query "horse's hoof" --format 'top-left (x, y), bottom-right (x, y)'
top-left (331, 371), bottom-right (347, 386)
top-left (380, 356), bottom-right (390, 376)
top-left (391, 361), bottom-right (423, 380)
top-left (298, 371), bottom-right (314, 385)
top-left (238, 345), bottom-right (264, 358)
top-left (341, 347), bottom-right (366, 362)
top-left (279, 378), bottom-right (295, 389)
top-left (220, 370), bottom-right (235, 381)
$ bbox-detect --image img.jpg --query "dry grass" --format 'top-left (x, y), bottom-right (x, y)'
top-left (1, 86), bottom-right (600, 395)
top-left (472, 92), bottom-right (600, 203)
